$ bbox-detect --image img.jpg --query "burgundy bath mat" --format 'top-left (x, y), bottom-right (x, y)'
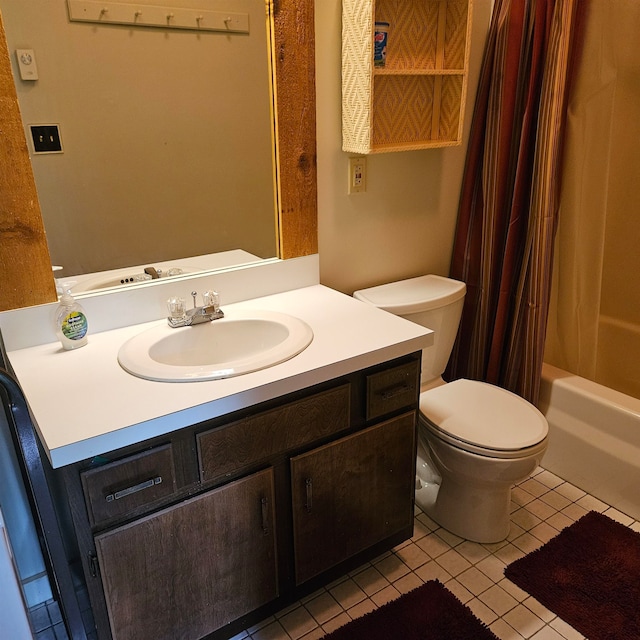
top-left (505, 510), bottom-right (640, 640)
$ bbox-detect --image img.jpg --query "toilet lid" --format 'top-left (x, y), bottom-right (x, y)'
top-left (420, 379), bottom-right (548, 451)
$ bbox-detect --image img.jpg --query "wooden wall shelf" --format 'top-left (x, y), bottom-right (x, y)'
top-left (342, 0), bottom-right (473, 154)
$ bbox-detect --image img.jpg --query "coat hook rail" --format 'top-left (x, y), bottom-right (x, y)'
top-left (67, 0), bottom-right (249, 33)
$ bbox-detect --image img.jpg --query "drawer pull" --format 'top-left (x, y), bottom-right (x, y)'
top-left (305, 477), bottom-right (313, 513)
top-left (106, 476), bottom-right (162, 502)
top-left (261, 497), bottom-right (269, 536)
top-left (380, 383), bottom-right (410, 400)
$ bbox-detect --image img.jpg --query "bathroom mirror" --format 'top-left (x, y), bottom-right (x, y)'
top-left (0, 0), bottom-right (317, 311)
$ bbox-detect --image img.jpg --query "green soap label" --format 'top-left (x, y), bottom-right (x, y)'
top-left (61, 311), bottom-right (88, 341)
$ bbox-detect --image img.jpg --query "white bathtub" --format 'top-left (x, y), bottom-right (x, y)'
top-left (538, 363), bottom-right (640, 521)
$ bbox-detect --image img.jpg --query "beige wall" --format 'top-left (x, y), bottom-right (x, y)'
top-left (315, 0), bottom-right (492, 295)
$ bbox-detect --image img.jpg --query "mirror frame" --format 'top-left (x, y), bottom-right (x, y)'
top-left (0, 0), bottom-right (317, 312)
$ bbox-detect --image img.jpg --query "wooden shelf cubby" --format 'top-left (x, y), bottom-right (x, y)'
top-left (342, 0), bottom-right (473, 154)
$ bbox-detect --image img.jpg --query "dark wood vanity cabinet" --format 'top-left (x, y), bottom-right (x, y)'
top-left (291, 412), bottom-right (416, 585)
top-left (63, 354), bottom-right (420, 640)
top-left (95, 468), bottom-right (277, 640)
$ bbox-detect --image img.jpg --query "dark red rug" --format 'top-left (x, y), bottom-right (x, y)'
top-left (321, 580), bottom-right (498, 640)
top-left (505, 511), bottom-right (640, 640)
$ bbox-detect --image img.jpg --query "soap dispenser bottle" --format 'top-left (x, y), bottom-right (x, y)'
top-left (55, 286), bottom-right (88, 350)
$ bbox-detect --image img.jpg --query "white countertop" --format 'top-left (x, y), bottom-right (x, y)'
top-left (7, 285), bottom-right (432, 468)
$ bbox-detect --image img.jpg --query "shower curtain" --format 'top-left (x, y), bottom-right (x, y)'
top-left (545, 0), bottom-right (640, 399)
top-left (446, 0), bottom-right (580, 403)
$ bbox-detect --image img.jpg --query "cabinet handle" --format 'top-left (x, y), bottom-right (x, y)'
top-left (261, 497), bottom-right (269, 536)
top-left (105, 476), bottom-right (162, 502)
top-left (88, 553), bottom-right (99, 578)
top-left (305, 477), bottom-right (313, 513)
top-left (380, 383), bottom-right (410, 400)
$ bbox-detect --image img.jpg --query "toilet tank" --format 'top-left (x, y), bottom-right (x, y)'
top-left (354, 275), bottom-right (466, 386)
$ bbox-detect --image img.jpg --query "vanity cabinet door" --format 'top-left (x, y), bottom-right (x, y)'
top-left (291, 412), bottom-right (416, 585)
top-left (94, 468), bottom-right (277, 640)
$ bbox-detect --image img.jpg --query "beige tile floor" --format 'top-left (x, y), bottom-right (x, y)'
top-left (232, 467), bottom-right (640, 640)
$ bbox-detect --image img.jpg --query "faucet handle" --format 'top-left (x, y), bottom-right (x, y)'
top-left (203, 290), bottom-right (220, 311)
top-left (167, 296), bottom-right (186, 319)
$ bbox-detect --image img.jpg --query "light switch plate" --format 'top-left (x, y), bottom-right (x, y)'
top-left (29, 125), bottom-right (63, 154)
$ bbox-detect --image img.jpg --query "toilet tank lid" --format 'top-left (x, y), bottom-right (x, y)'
top-left (354, 275), bottom-right (466, 314)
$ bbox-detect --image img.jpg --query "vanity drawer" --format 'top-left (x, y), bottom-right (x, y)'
top-left (366, 360), bottom-right (420, 421)
top-left (81, 444), bottom-right (177, 528)
top-left (198, 384), bottom-right (350, 483)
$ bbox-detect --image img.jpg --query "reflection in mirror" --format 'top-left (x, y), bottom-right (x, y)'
top-left (2, 0), bottom-right (277, 289)
top-left (0, 0), bottom-right (316, 312)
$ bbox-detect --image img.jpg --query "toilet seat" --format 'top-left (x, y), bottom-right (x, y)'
top-left (419, 379), bottom-right (548, 459)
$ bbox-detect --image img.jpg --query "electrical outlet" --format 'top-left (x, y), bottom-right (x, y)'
top-left (348, 156), bottom-right (366, 194)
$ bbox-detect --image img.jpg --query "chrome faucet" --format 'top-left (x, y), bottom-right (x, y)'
top-left (167, 290), bottom-right (224, 327)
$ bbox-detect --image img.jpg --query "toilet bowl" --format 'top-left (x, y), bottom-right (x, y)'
top-left (418, 379), bottom-right (548, 542)
top-left (354, 275), bottom-right (549, 543)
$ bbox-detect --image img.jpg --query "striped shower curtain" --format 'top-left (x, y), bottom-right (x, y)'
top-left (446, 0), bottom-right (580, 404)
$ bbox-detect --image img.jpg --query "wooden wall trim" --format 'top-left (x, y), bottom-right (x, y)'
top-left (273, 0), bottom-right (318, 259)
top-left (0, 12), bottom-right (57, 311)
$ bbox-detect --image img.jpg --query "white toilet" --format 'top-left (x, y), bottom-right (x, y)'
top-left (354, 275), bottom-right (548, 543)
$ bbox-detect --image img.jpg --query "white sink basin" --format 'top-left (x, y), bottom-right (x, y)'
top-left (117, 310), bottom-right (313, 382)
